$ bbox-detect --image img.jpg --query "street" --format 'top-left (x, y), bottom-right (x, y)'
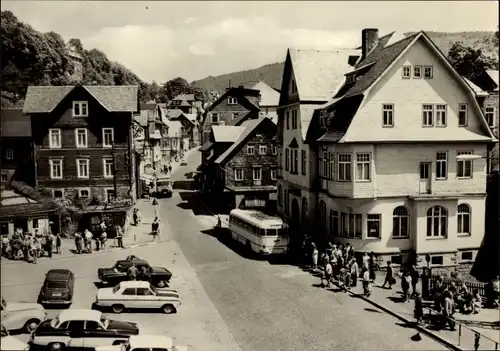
top-left (1, 149), bottom-right (448, 351)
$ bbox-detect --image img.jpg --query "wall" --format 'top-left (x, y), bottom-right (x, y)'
top-left (484, 91), bottom-right (499, 172)
top-left (345, 37), bottom-right (489, 142)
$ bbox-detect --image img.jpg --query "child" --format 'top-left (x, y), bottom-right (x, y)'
top-left (472, 290), bottom-right (482, 314)
top-left (414, 291), bottom-right (424, 325)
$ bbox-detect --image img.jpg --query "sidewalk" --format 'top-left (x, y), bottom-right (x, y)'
top-left (339, 274), bottom-right (500, 351)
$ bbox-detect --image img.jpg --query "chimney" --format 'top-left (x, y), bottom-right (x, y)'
top-left (238, 85), bottom-right (244, 89)
top-left (361, 28), bottom-right (379, 60)
top-left (228, 78), bottom-right (232, 89)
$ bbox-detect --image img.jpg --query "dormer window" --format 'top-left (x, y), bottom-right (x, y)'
top-left (73, 101), bottom-right (88, 117)
top-left (424, 66), bottom-right (433, 79)
top-left (319, 111), bottom-right (326, 127)
top-left (346, 74), bottom-right (356, 84)
top-left (228, 97), bottom-right (238, 105)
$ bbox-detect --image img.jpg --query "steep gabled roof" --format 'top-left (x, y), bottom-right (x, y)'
top-left (212, 125), bottom-right (246, 143)
top-left (165, 109), bottom-right (183, 119)
top-left (205, 87), bottom-right (260, 113)
top-left (172, 93), bottom-right (195, 101)
top-left (486, 70), bottom-right (499, 91)
top-left (463, 77), bottom-right (488, 97)
top-left (1, 108), bottom-right (31, 137)
top-left (23, 85), bottom-right (139, 114)
top-left (215, 117), bottom-right (276, 165)
top-left (227, 111), bottom-right (256, 126)
top-left (251, 81), bottom-right (280, 107)
top-left (288, 48), bottom-right (360, 101)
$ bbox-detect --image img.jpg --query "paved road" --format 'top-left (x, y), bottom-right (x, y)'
top-left (161, 150), bottom-right (449, 351)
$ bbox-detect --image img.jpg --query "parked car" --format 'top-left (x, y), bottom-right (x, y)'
top-left (98, 260), bottom-right (172, 288)
top-left (94, 281), bottom-right (181, 314)
top-left (156, 175), bottom-right (173, 198)
top-left (0, 296), bottom-right (46, 333)
top-left (37, 269), bottom-right (75, 307)
top-left (95, 335), bottom-right (188, 351)
top-left (29, 309), bottom-right (140, 351)
top-left (180, 160), bottom-right (188, 166)
top-left (1, 324), bottom-right (29, 351)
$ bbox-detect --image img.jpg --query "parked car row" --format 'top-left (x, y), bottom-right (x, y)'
top-left (2, 255), bottom-right (186, 350)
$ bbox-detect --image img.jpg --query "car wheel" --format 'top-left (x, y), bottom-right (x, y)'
top-left (112, 304), bottom-right (125, 314)
top-left (24, 318), bottom-right (41, 333)
top-left (162, 304), bottom-right (176, 314)
top-left (156, 280), bottom-right (167, 288)
top-left (48, 342), bottom-right (65, 351)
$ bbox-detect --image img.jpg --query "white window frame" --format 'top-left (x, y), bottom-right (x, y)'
top-left (422, 104), bottom-right (434, 127)
top-left (485, 106), bottom-right (496, 127)
top-left (457, 151), bottom-right (473, 178)
top-left (211, 113), bottom-right (219, 123)
top-left (366, 214), bottom-right (381, 239)
top-left (292, 110), bottom-right (298, 129)
top-left (392, 206), bottom-right (410, 238)
top-left (355, 153), bottom-right (371, 182)
top-left (457, 203), bottom-right (471, 235)
top-left (426, 206), bottom-right (448, 237)
top-left (228, 97), bottom-right (238, 105)
top-left (52, 188), bottom-right (64, 198)
top-left (436, 152), bottom-right (448, 180)
top-left (340, 212), bottom-right (362, 238)
top-left (72, 101), bottom-right (88, 117)
top-left (75, 128), bottom-right (88, 148)
top-left (49, 159), bottom-right (63, 179)
top-left (413, 65), bottom-right (422, 79)
top-left (102, 128), bottom-right (114, 148)
top-left (234, 168), bottom-right (244, 181)
top-left (259, 145), bottom-right (267, 155)
top-left (458, 104), bottom-right (468, 127)
top-left (382, 104), bottom-right (394, 127)
top-left (103, 158), bottom-right (114, 178)
top-left (49, 128), bottom-right (62, 149)
top-left (5, 148), bottom-right (14, 160)
top-left (338, 153), bottom-right (352, 182)
top-left (247, 145), bottom-right (255, 155)
top-left (76, 159), bottom-right (89, 179)
top-left (435, 104), bottom-right (447, 127)
top-left (252, 167), bottom-right (262, 181)
top-left (78, 188), bottom-right (90, 199)
top-left (270, 169), bottom-right (277, 180)
top-left (424, 66), bottom-right (433, 79)
top-left (104, 188), bottom-right (115, 203)
top-left (402, 65), bottom-right (411, 79)
top-left (328, 153), bottom-right (335, 180)
top-left (272, 146), bottom-right (277, 155)
top-left (232, 112), bottom-right (239, 119)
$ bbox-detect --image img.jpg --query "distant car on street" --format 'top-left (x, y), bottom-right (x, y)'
top-left (156, 174), bottom-right (173, 198)
top-left (30, 309), bottom-right (140, 351)
top-left (98, 259), bottom-right (172, 288)
top-left (95, 335), bottom-right (188, 351)
top-left (1, 324), bottom-right (29, 351)
top-left (37, 269), bottom-right (75, 308)
top-left (180, 160), bottom-right (188, 166)
top-left (1, 297), bottom-right (46, 333)
top-left (94, 281), bottom-right (181, 314)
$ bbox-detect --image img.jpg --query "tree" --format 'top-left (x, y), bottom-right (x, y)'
top-left (163, 77), bottom-right (190, 100)
top-left (448, 41), bottom-right (498, 82)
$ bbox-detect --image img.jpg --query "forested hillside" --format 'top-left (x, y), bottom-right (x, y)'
top-left (192, 31), bottom-right (499, 93)
top-left (1, 10), bottom-right (153, 107)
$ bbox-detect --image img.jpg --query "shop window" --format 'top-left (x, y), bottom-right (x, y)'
top-left (431, 255), bottom-right (443, 265)
top-left (461, 251), bottom-right (473, 261)
top-left (391, 255), bottom-right (402, 265)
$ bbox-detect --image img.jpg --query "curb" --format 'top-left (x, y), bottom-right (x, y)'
top-left (0, 239), bottom-right (165, 266)
top-left (332, 281), bottom-right (463, 351)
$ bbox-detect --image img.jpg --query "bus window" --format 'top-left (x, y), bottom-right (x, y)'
top-left (276, 228), bottom-right (283, 236)
top-left (267, 229), bottom-right (277, 236)
top-left (260, 228), bottom-right (266, 236)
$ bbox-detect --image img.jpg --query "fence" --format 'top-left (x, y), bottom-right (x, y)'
top-left (430, 276), bottom-right (487, 296)
top-left (424, 307), bottom-right (499, 350)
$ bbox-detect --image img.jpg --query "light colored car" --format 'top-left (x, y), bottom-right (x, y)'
top-left (1, 324), bottom-right (29, 351)
top-left (0, 296), bottom-right (47, 333)
top-left (180, 160), bottom-right (188, 166)
top-left (95, 335), bottom-right (188, 351)
top-left (95, 281), bottom-right (181, 314)
top-left (30, 309), bottom-right (140, 350)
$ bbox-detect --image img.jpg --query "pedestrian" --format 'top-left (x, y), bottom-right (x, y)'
top-left (55, 233), bottom-right (62, 254)
top-left (84, 229), bottom-right (93, 253)
top-left (115, 225), bottom-right (124, 248)
top-left (168, 164), bottom-right (172, 173)
top-left (74, 232), bottom-right (83, 254)
top-left (362, 268), bottom-right (372, 297)
top-left (151, 217), bottom-right (160, 238)
top-left (33, 236), bottom-right (42, 261)
top-left (326, 242), bottom-right (333, 259)
top-left (414, 291), bottom-right (424, 325)
top-left (127, 262), bottom-right (139, 281)
top-left (381, 261), bottom-right (394, 289)
top-left (322, 260), bottom-right (333, 288)
top-left (402, 271), bottom-right (412, 303)
top-left (441, 290), bottom-right (456, 331)
top-left (100, 231), bottom-right (107, 250)
top-left (95, 235), bottom-right (101, 251)
top-left (135, 209), bottom-right (142, 225)
top-left (362, 252), bottom-right (370, 271)
top-left (140, 264), bottom-right (151, 282)
top-left (411, 265), bottom-right (419, 298)
top-left (311, 243), bottom-right (318, 270)
top-left (132, 209), bottom-right (138, 226)
top-left (45, 233), bottom-right (54, 259)
top-left (350, 258), bottom-right (359, 288)
top-left (369, 252), bottom-right (376, 283)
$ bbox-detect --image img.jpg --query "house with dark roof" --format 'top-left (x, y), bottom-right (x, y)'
top-left (201, 86), bottom-right (260, 145)
top-left (161, 108), bottom-right (200, 148)
top-left (211, 117), bottom-right (278, 211)
top-left (166, 94), bottom-right (196, 114)
top-left (23, 84), bottom-right (139, 231)
top-left (309, 29), bottom-right (496, 269)
top-left (0, 108), bottom-right (36, 186)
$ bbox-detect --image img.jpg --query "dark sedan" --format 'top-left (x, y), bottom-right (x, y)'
top-left (37, 269), bottom-right (75, 308)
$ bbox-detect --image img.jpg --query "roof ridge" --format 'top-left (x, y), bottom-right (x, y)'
top-left (289, 47), bottom-right (359, 53)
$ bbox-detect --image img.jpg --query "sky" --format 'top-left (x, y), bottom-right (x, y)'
top-left (2, 1), bottom-right (498, 83)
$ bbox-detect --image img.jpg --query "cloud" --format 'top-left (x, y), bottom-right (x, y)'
top-left (184, 17), bottom-right (196, 24)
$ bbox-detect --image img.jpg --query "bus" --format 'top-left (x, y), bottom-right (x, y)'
top-left (228, 209), bottom-right (289, 256)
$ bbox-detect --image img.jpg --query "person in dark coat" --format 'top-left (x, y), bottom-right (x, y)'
top-left (414, 291), bottom-right (424, 325)
top-left (381, 261), bottom-right (394, 289)
top-left (411, 265), bottom-right (420, 298)
top-left (369, 252), bottom-right (376, 282)
top-left (45, 234), bottom-right (54, 258)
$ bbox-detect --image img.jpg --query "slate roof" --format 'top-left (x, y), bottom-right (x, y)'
top-left (486, 70), bottom-right (499, 91)
top-left (1, 108), bottom-right (31, 137)
top-left (212, 126), bottom-right (246, 143)
top-left (299, 105), bottom-right (319, 140)
top-left (172, 93), bottom-right (195, 102)
top-left (23, 85), bottom-right (139, 114)
top-left (140, 102), bottom-right (157, 111)
top-left (251, 81), bottom-right (279, 107)
top-left (0, 189), bottom-right (58, 219)
top-left (205, 87), bottom-right (260, 113)
top-left (215, 118), bottom-right (275, 164)
top-left (228, 111), bottom-right (255, 126)
top-left (289, 48), bottom-right (360, 101)
top-left (463, 77), bottom-right (488, 96)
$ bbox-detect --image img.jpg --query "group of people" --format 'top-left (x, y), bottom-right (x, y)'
top-left (73, 221), bottom-right (125, 254)
top-left (125, 261), bottom-right (153, 282)
top-left (305, 238), bottom-right (378, 297)
top-left (1, 228), bottom-right (61, 263)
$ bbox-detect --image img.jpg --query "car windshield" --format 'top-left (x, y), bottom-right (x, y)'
top-left (100, 317), bottom-right (109, 329)
top-left (112, 284), bottom-right (121, 294)
top-left (157, 180), bottom-right (172, 186)
top-left (47, 281), bottom-right (67, 289)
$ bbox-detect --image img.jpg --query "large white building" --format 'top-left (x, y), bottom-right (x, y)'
top-left (277, 29), bottom-right (497, 268)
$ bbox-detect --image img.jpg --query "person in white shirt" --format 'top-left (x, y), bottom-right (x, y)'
top-left (84, 229), bottom-right (93, 253)
top-left (323, 261), bottom-right (333, 288)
